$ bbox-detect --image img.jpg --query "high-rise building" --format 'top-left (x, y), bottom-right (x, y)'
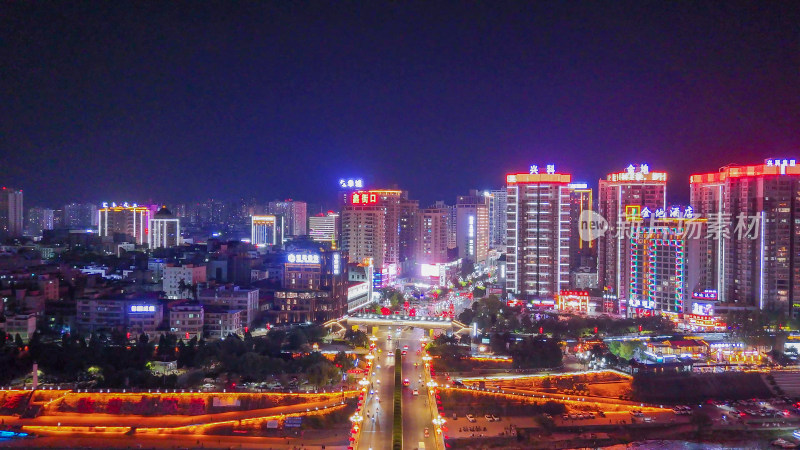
top-left (267, 200), bottom-right (307, 237)
top-left (98, 203), bottom-right (152, 245)
top-left (308, 212), bottom-right (339, 248)
top-left (340, 189), bottom-right (406, 286)
top-left (399, 198), bottom-right (419, 266)
top-left (505, 169), bottom-right (572, 298)
top-left (456, 190), bottom-right (489, 264)
top-left (148, 206), bottom-right (181, 249)
top-left (488, 189), bottom-right (508, 249)
top-left (416, 207), bottom-right (449, 265)
top-left (25, 207), bottom-right (55, 236)
top-left (434, 201), bottom-right (457, 249)
top-left (0, 187), bottom-right (24, 239)
top-left (341, 197), bottom-right (387, 267)
top-left (251, 215), bottom-right (283, 247)
top-left (690, 158), bottom-right (800, 315)
top-left (63, 202), bottom-right (98, 229)
top-left (568, 183), bottom-right (595, 268)
top-left (627, 215), bottom-right (707, 317)
top-left (598, 164), bottom-right (667, 308)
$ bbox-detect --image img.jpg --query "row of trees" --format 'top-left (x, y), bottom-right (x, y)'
top-left (0, 324), bottom-right (352, 389)
top-left (457, 295), bottom-right (675, 338)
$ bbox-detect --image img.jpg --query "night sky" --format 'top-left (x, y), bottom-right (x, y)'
top-left (2, 2), bottom-right (799, 208)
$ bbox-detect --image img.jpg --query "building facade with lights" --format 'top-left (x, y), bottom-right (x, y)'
top-left (267, 199), bottom-right (307, 237)
top-left (690, 159), bottom-right (800, 315)
top-left (76, 298), bottom-right (164, 338)
top-left (456, 190), bottom-right (489, 264)
top-left (198, 286), bottom-right (260, 327)
top-left (340, 189), bottom-right (406, 286)
top-left (415, 206), bottom-right (449, 266)
top-left (626, 217), bottom-right (708, 317)
top-left (63, 202), bottom-right (98, 229)
top-left (148, 206), bottom-right (181, 249)
top-left (251, 214), bottom-right (283, 247)
top-left (308, 212), bottom-right (339, 247)
top-left (0, 187), bottom-right (24, 239)
top-left (98, 203), bottom-right (152, 245)
top-left (598, 165), bottom-right (667, 311)
top-left (163, 263), bottom-right (208, 299)
top-left (488, 188), bottom-right (508, 249)
top-left (568, 183), bottom-right (595, 268)
top-left (505, 169), bottom-right (572, 298)
top-left (25, 206), bottom-right (55, 237)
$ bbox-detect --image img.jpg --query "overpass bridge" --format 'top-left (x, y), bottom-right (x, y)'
top-left (323, 313), bottom-right (471, 336)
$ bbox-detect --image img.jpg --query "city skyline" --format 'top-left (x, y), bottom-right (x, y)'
top-left (3, 2), bottom-right (799, 207)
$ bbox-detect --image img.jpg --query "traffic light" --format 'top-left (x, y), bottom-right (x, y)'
top-left (594, 327), bottom-right (598, 334)
top-left (539, 327), bottom-right (543, 334)
top-left (638, 325), bottom-right (642, 332)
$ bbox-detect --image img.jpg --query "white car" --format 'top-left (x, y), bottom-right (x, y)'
top-left (413, 389), bottom-right (419, 396)
top-left (466, 414), bottom-right (477, 423)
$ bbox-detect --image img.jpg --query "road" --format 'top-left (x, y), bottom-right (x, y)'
top-left (399, 327), bottom-right (436, 450)
top-left (357, 325), bottom-right (438, 450)
top-left (357, 326), bottom-right (395, 450)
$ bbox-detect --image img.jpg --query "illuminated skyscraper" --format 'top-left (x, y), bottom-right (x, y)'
top-left (456, 190), bottom-right (489, 264)
top-left (488, 189), bottom-right (508, 249)
top-left (505, 169), bottom-right (572, 298)
top-left (63, 202), bottom-right (98, 229)
top-left (340, 189), bottom-right (405, 286)
top-left (690, 158), bottom-right (800, 315)
top-left (416, 207), bottom-right (449, 265)
top-left (251, 215), bottom-right (282, 247)
top-left (568, 183), bottom-right (595, 268)
top-left (98, 203), bottom-right (152, 245)
top-left (598, 164), bottom-right (667, 309)
top-left (267, 199), bottom-right (307, 237)
top-left (148, 206), bottom-right (181, 249)
top-left (626, 216), bottom-right (707, 317)
top-left (308, 211), bottom-right (339, 248)
top-left (399, 198), bottom-right (419, 266)
top-left (433, 200), bottom-right (457, 249)
top-left (25, 206), bottom-right (54, 236)
top-left (0, 187), bottom-right (23, 238)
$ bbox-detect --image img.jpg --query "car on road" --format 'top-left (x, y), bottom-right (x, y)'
top-left (403, 345), bottom-right (409, 350)
top-left (402, 350), bottom-right (407, 356)
top-left (484, 414), bottom-right (493, 422)
top-left (387, 335), bottom-right (392, 340)
top-left (466, 414), bottom-right (476, 422)
top-left (424, 427), bottom-right (430, 438)
top-left (413, 389), bottom-right (419, 396)
top-left (403, 378), bottom-right (410, 386)
top-left (491, 414), bottom-right (500, 422)
top-left (388, 351), bottom-right (394, 357)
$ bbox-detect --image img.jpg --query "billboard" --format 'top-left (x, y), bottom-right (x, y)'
top-left (420, 263), bottom-right (440, 277)
top-left (691, 301), bottom-right (714, 317)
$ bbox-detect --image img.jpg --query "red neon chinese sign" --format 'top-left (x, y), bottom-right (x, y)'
top-left (351, 191), bottom-right (378, 204)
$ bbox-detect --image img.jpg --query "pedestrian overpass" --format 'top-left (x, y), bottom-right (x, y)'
top-left (323, 313), bottom-right (471, 336)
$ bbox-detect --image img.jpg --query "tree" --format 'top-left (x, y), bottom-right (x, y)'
top-left (333, 351), bottom-right (351, 374)
top-left (344, 329), bottom-right (368, 348)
